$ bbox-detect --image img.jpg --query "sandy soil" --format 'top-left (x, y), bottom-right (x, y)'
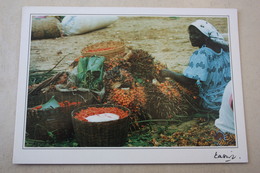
top-left (30, 16), bottom-right (228, 73)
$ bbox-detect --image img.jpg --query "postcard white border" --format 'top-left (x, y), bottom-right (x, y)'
top-left (13, 7), bottom-right (248, 164)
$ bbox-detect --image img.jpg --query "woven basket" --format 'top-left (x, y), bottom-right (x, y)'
top-left (81, 41), bottom-right (126, 59)
top-left (26, 91), bottom-right (93, 141)
top-left (71, 104), bottom-right (131, 147)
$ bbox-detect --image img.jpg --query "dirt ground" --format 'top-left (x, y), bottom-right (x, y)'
top-left (30, 16), bottom-right (228, 73)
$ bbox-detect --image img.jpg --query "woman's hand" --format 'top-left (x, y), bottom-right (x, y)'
top-left (160, 69), bottom-right (173, 78)
top-left (160, 69), bottom-right (196, 86)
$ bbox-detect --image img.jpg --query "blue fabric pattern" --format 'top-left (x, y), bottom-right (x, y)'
top-left (184, 45), bottom-right (231, 111)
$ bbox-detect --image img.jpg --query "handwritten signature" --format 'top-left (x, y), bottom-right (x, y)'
top-left (214, 152), bottom-right (236, 162)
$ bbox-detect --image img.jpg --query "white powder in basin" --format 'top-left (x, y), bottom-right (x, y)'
top-left (85, 113), bottom-right (120, 122)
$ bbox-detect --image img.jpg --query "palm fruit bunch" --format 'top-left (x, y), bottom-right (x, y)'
top-left (107, 84), bottom-right (148, 130)
top-left (127, 49), bottom-right (157, 83)
top-left (146, 80), bottom-right (199, 121)
top-left (103, 55), bottom-right (133, 98)
top-left (104, 66), bottom-right (134, 91)
top-left (175, 82), bottom-right (199, 107)
top-left (157, 80), bottom-right (199, 103)
top-left (104, 56), bottom-right (131, 72)
top-left (146, 82), bottom-right (184, 120)
top-left (156, 81), bottom-right (182, 100)
top-left (103, 53), bottom-right (149, 129)
top-left (107, 85), bottom-right (146, 113)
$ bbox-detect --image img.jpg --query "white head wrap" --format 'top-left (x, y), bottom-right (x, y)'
top-left (190, 19), bottom-right (228, 46)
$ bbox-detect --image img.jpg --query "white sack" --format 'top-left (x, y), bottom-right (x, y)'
top-left (85, 113), bottom-right (119, 122)
top-left (59, 15), bottom-right (118, 36)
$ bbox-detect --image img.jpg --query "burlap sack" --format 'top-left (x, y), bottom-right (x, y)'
top-left (31, 17), bottom-right (61, 40)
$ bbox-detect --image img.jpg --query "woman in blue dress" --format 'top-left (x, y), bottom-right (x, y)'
top-left (161, 19), bottom-right (231, 112)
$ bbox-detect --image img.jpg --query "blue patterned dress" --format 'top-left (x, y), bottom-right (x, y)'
top-left (184, 45), bottom-right (231, 111)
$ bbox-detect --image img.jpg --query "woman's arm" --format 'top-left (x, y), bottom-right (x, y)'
top-left (160, 69), bottom-right (196, 86)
